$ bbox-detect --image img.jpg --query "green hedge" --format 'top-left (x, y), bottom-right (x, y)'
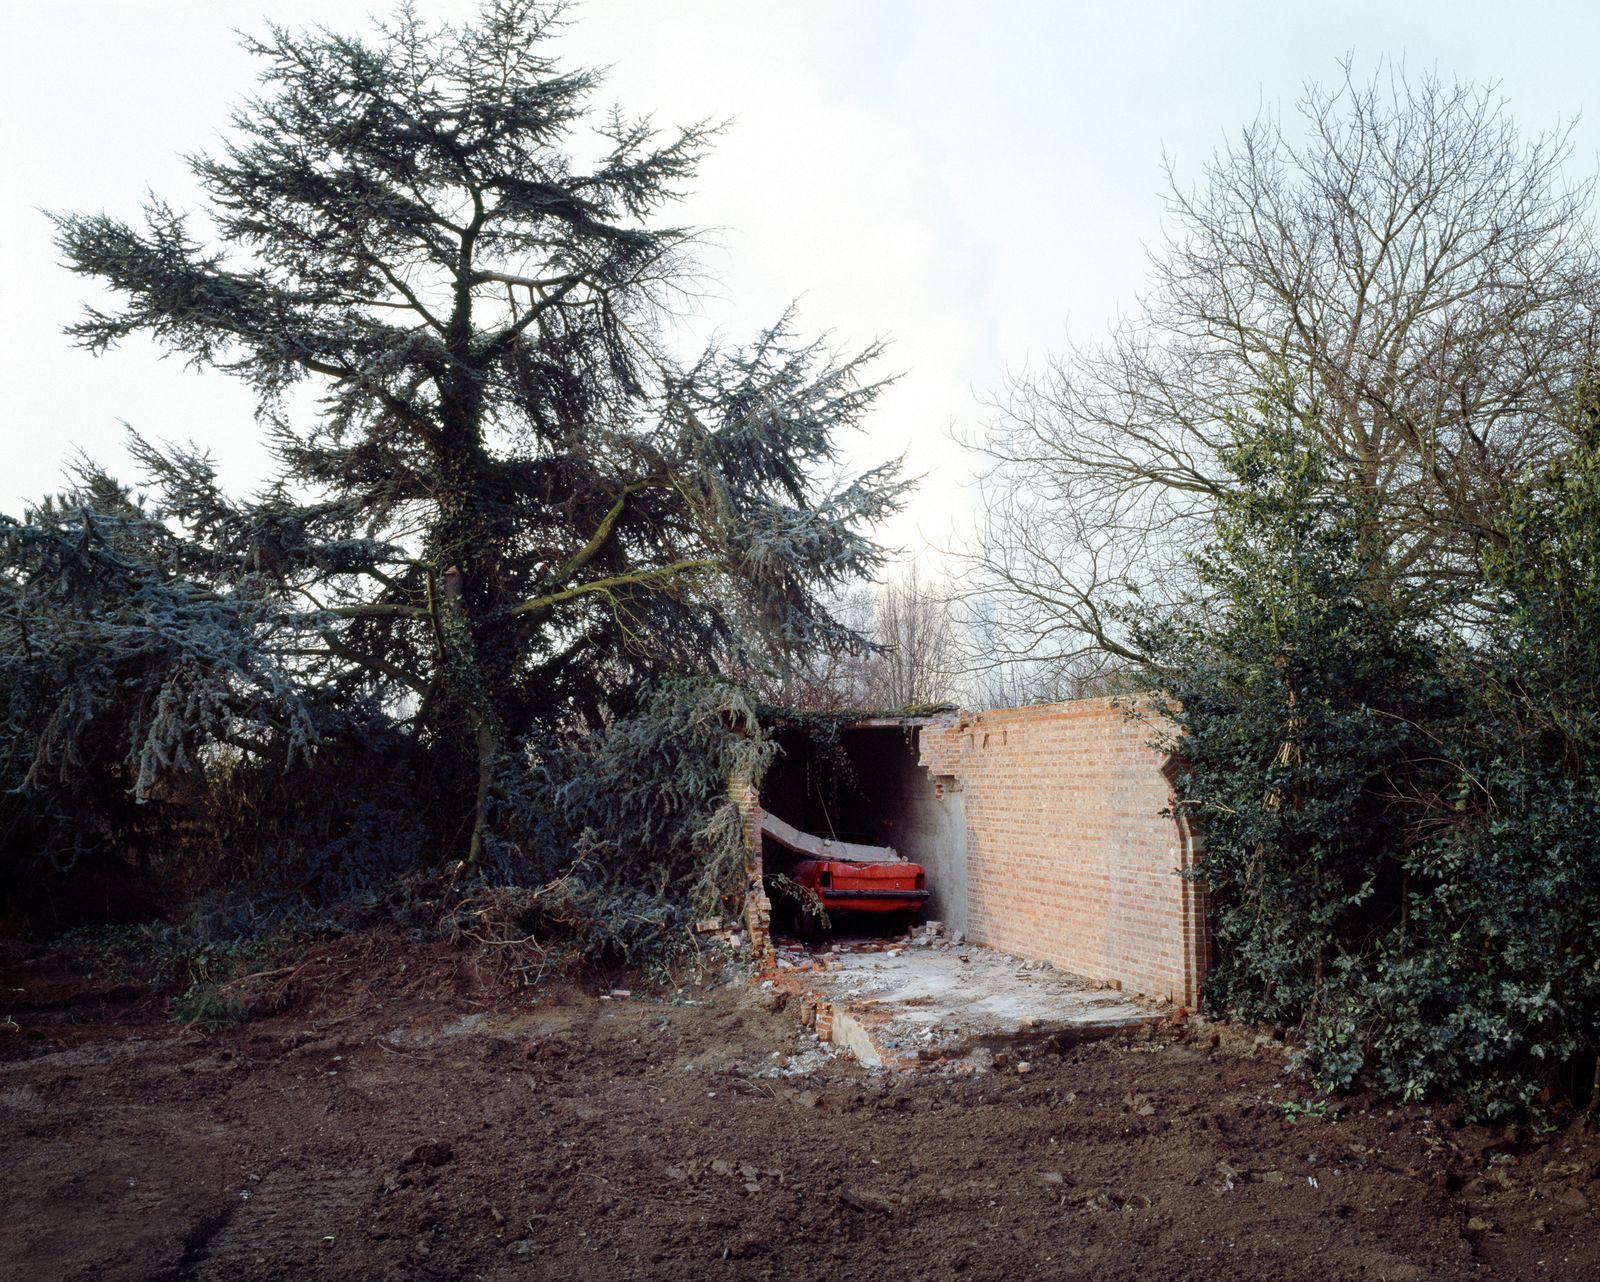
top-left (1131, 386), bottom-right (1600, 1118)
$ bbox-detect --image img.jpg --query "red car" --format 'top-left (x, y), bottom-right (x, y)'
top-left (761, 811), bottom-right (928, 934)
top-left (789, 856), bottom-right (928, 915)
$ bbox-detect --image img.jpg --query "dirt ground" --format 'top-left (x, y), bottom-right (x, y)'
top-left (3, 929), bottom-right (1598, 1282)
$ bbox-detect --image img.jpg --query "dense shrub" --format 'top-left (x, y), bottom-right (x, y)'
top-left (1133, 385), bottom-right (1600, 1117)
top-left (1128, 392), bottom-right (1459, 1035)
top-left (4, 4), bottom-right (886, 941)
top-left (0, 473), bottom-right (370, 919)
top-left (1376, 388), bottom-right (1600, 1114)
top-left (461, 678), bottom-right (773, 968)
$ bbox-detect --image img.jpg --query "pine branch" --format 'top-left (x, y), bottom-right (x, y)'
top-left (500, 558), bottom-right (718, 620)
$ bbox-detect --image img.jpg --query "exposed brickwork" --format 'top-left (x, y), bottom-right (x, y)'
top-left (781, 978), bottom-right (910, 1069)
top-left (730, 775), bottom-right (776, 970)
top-left (745, 696), bottom-right (1206, 1006)
top-left (918, 697), bottom-right (1205, 1005)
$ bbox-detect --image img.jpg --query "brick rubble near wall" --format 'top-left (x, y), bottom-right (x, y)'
top-left (919, 697), bottom-right (1205, 1005)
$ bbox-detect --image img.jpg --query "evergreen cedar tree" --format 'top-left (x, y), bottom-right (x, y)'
top-left (33, 1), bottom-right (906, 863)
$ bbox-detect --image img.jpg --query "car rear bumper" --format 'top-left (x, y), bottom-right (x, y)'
top-left (818, 888), bottom-right (929, 910)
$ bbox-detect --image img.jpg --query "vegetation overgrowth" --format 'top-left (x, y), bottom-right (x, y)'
top-left (3, 3), bottom-right (1599, 1127)
top-left (1132, 382), bottom-right (1600, 1118)
top-left (1, 3), bottom-right (883, 975)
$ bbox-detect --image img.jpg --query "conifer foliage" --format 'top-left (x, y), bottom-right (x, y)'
top-left (25, 1), bottom-right (902, 866)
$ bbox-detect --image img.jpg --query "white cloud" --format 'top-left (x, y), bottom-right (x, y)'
top-left (5, 0), bottom-right (1598, 576)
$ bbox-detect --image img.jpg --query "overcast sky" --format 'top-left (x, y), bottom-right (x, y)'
top-left (5, 1), bottom-right (1599, 570)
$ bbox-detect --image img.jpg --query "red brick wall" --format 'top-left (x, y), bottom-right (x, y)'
top-left (919, 697), bottom-right (1205, 1005)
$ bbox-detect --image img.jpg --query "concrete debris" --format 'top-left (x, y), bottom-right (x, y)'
top-left (769, 928), bottom-right (1154, 1070)
top-left (1213, 1160), bottom-right (1249, 1192)
top-left (746, 1033), bottom-right (839, 1079)
top-left (761, 810), bottom-right (902, 864)
top-left (765, 914), bottom-right (1166, 1071)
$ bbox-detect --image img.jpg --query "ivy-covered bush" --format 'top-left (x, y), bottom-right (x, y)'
top-left (1132, 384), bottom-right (1600, 1117)
top-left (1371, 388), bottom-right (1600, 1115)
top-left (1129, 391), bottom-right (1460, 1045)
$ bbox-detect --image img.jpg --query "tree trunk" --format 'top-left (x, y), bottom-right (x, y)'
top-left (465, 720), bottom-right (498, 870)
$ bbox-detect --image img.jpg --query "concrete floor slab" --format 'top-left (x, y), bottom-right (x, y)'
top-left (768, 925), bottom-right (1157, 1068)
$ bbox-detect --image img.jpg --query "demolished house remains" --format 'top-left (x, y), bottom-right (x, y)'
top-left (736, 697), bottom-right (1209, 1064)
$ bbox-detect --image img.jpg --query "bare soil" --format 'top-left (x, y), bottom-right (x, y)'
top-left (3, 929), bottom-right (1597, 1282)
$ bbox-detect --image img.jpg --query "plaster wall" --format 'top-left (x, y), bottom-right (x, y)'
top-left (840, 727), bottom-right (969, 935)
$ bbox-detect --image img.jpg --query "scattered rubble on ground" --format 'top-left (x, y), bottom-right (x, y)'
top-left (744, 1030), bottom-right (840, 1078)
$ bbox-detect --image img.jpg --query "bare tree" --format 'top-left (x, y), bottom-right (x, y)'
top-left (753, 566), bottom-right (963, 710)
top-left (858, 565), bottom-right (962, 709)
top-left (744, 586), bottom-right (877, 711)
top-left (968, 62), bottom-right (1600, 667)
top-left (962, 590), bottom-right (1128, 709)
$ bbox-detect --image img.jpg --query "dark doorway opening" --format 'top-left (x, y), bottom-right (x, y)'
top-left (759, 722), bottom-right (967, 937)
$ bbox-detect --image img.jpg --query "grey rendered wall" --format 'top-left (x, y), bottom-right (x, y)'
top-left (842, 727), bottom-right (969, 934)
